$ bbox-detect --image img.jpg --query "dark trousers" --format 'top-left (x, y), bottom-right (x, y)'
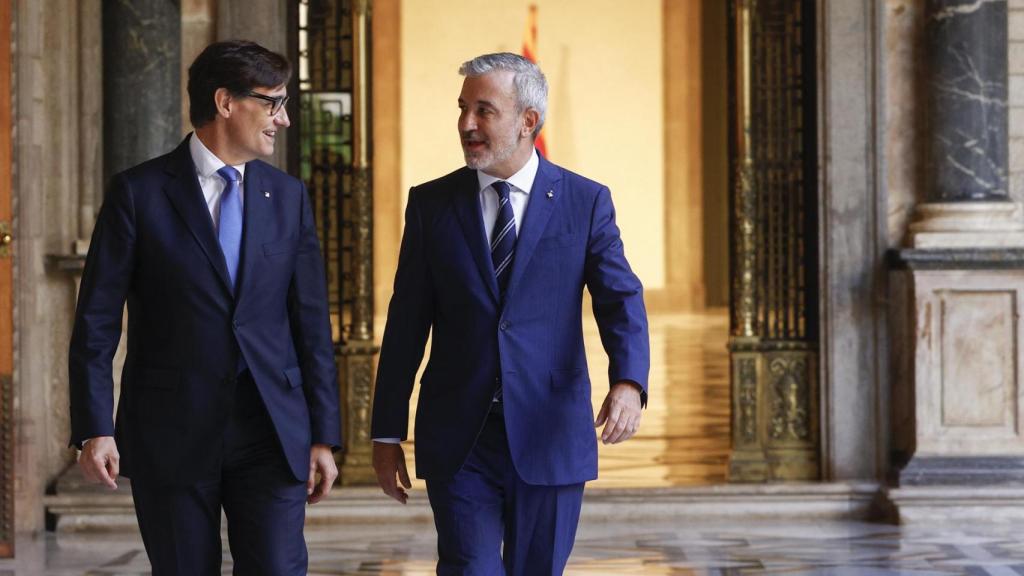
top-left (131, 372), bottom-right (308, 576)
top-left (426, 404), bottom-right (585, 576)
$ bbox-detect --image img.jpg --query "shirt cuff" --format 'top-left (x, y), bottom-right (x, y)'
top-left (373, 438), bottom-right (402, 444)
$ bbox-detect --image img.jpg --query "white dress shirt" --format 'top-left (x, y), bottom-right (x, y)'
top-left (189, 133), bottom-right (247, 231)
top-left (374, 150), bottom-right (540, 444)
top-left (477, 148), bottom-right (539, 242)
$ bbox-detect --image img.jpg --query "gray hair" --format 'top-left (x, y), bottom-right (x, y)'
top-left (459, 52), bottom-right (548, 138)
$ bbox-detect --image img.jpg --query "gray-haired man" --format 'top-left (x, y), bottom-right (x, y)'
top-left (371, 52), bottom-right (651, 575)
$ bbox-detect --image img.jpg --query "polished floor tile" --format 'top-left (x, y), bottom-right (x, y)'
top-left (9, 520), bottom-right (1024, 574)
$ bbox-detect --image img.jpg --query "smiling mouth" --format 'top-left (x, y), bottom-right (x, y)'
top-left (263, 130), bottom-right (276, 139)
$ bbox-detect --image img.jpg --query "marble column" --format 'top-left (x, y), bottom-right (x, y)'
top-left (103, 0), bottom-right (181, 180)
top-left (910, 0), bottom-right (1023, 247)
top-left (890, 0), bottom-right (1024, 522)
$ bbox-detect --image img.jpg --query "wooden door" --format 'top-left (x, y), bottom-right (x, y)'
top-left (0, 0), bottom-right (13, 558)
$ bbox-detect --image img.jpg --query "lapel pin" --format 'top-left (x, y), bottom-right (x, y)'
top-left (546, 191), bottom-right (554, 199)
top-left (263, 191), bottom-right (271, 198)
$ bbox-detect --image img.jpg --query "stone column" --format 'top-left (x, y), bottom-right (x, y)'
top-left (103, 0), bottom-right (181, 180)
top-left (890, 0), bottom-right (1024, 522)
top-left (910, 0), bottom-right (1022, 247)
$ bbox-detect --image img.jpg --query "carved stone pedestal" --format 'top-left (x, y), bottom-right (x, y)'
top-left (890, 250), bottom-right (1024, 522)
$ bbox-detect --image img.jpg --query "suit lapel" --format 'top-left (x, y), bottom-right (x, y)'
top-left (453, 168), bottom-right (500, 303)
top-left (505, 156), bottom-right (562, 299)
top-left (236, 161), bottom-right (271, 303)
top-left (162, 137), bottom-right (235, 296)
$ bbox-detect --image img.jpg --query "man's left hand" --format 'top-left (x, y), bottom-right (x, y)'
top-left (307, 443), bottom-right (338, 504)
top-left (595, 382), bottom-right (643, 445)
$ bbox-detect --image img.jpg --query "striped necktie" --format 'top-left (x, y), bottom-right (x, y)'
top-left (490, 181), bottom-right (517, 295)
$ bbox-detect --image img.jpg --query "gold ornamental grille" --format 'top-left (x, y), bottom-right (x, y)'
top-left (728, 0), bottom-right (818, 344)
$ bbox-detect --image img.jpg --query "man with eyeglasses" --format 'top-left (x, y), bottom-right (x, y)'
top-left (69, 40), bottom-right (340, 575)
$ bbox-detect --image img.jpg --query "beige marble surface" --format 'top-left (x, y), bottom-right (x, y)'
top-left (911, 270), bottom-right (1024, 455)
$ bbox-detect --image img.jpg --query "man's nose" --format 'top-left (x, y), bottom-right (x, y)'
top-left (275, 106), bottom-right (291, 128)
top-left (459, 112), bottom-right (476, 132)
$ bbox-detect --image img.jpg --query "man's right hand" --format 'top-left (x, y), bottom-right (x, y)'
top-left (78, 436), bottom-right (119, 490)
top-left (373, 442), bottom-right (411, 504)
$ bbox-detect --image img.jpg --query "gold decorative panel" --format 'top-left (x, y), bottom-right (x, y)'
top-left (727, 0), bottom-right (819, 482)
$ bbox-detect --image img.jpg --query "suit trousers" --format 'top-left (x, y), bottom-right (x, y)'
top-left (426, 403), bottom-right (585, 576)
top-left (131, 371), bottom-right (308, 576)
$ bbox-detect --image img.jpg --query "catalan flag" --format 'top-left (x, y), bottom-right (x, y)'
top-left (522, 4), bottom-right (548, 158)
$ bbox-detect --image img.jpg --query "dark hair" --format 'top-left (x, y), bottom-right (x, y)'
top-left (187, 40), bottom-right (292, 128)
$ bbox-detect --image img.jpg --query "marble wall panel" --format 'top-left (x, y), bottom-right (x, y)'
top-left (938, 291), bottom-right (1014, 428)
top-left (913, 271), bottom-right (1024, 455)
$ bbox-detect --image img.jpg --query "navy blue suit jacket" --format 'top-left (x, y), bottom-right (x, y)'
top-left (372, 154), bottom-right (650, 486)
top-left (69, 136), bottom-right (341, 485)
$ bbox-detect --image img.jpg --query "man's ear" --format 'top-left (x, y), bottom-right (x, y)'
top-left (522, 108), bottom-right (540, 138)
top-left (214, 87), bottom-right (233, 119)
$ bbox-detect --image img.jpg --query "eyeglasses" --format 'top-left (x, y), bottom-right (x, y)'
top-left (245, 91), bottom-right (289, 116)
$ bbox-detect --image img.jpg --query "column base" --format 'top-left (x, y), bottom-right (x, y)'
top-left (910, 202), bottom-right (1024, 248)
top-left (899, 456), bottom-right (1024, 486)
top-left (891, 457), bottom-right (1024, 524)
top-left (888, 486), bottom-right (1024, 523)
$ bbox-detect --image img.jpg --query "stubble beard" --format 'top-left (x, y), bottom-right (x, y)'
top-left (463, 135), bottom-right (519, 173)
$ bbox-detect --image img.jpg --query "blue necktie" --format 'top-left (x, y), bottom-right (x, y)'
top-left (491, 181), bottom-right (517, 296)
top-left (217, 166), bottom-right (243, 289)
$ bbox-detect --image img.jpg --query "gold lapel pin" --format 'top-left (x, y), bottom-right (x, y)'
top-left (264, 191), bottom-right (271, 198)
top-left (546, 191), bottom-right (554, 199)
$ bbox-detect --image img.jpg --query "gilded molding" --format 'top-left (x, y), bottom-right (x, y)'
top-left (339, 351), bottom-right (377, 485)
top-left (738, 357), bottom-right (758, 443)
top-left (768, 355), bottom-right (810, 441)
top-left (350, 166), bottom-right (374, 342)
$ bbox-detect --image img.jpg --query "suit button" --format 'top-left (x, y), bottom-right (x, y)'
top-left (499, 321), bottom-right (510, 331)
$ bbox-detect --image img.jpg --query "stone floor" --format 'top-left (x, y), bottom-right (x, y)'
top-left (6, 519), bottom-right (1024, 574)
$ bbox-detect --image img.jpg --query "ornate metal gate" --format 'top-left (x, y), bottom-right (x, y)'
top-left (727, 0), bottom-right (820, 482)
top-left (293, 0), bottom-right (376, 484)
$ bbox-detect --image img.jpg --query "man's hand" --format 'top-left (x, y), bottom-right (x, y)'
top-left (373, 442), bottom-right (411, 504)
top-left (78, 436), bottom-right (120, 490)
top-left (595, 382), bottom-right (643, 445)
top-left (307, 443), bottom-right (338, 504)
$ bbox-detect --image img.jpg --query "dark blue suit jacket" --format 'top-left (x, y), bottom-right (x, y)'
top-left (372, 154), bottom-right (650, 486)
top-left (69, 136), bottom-right (341, 485)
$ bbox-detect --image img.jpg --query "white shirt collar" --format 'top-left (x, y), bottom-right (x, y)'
top-left (476, 148), bottom-right (539, 194)
top-left (189, 132), bottom-right (246, 181)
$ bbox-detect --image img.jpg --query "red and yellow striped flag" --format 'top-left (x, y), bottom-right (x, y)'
top-left (522, 4), bottom-right (548, 158)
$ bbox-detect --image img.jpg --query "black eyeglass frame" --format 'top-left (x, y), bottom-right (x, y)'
top-left (244, 91), bottom-right (289, 116)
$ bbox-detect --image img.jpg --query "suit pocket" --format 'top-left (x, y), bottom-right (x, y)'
top-left (283, 366), bottom-right (303, 389)
top-left (537, 233), bottom-right (577, 250)
top-left (550, 368), bottom-right (588, 392)
top-left (138, 369), bottom-right (179, 390)
top-left (263, 236), bottom-right (298, 257)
